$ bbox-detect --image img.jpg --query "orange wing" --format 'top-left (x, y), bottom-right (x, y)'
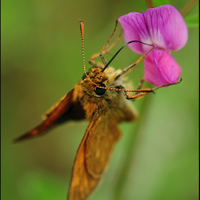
top-left (14, 89), bottom-right (85, 142)
top-left (68, 112), bottom-right (121, 200)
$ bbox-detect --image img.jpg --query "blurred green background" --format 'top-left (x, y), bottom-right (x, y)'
top-left (2, 0), bottom-right (198, 200)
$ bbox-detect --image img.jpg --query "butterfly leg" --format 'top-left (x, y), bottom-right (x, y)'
top-left (137, 77), bottom-right (145, 90)
top-left (124, 78), bottom-right (182, 100)
top-left (89, 20), bottom-right (123, 67)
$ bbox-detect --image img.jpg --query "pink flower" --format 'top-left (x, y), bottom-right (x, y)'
top-left (118, 5), bottom-right (188, 86)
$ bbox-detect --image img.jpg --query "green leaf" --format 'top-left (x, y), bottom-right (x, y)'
top-left (184, 13), bottom-right (199, 28)
top-left (152, 0), bottom-right (171, 7)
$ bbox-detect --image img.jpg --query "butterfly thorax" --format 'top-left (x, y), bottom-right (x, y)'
top-left (72, 66), bottom-right (137, 121)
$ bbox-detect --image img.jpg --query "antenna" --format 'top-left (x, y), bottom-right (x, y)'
top-left (79, 20), bottom-right (88, 77)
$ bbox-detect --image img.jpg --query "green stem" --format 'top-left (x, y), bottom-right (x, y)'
top-left (145, 0), bottom-right (154, 8)
top-left (113, 92), bottom-right (153, 200)
top-left (180, 0), bottom-right (198, 17)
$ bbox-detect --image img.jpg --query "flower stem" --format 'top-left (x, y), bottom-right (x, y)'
top-left (145, 0), bottom-right (154, 8)
top-left (180, 0), bottom-right (198, 16)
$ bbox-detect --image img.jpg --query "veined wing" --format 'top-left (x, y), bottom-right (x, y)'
top-left (68, 111), bottom-right (121, 200)
top-left (14, 89), bottom-right (85, 142)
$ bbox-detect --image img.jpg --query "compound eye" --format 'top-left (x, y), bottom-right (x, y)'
top-left (95, 84), bottom-right (106, 96)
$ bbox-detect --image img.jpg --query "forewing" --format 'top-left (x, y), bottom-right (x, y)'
top-left (14, 89), bottom-right (85, 142)
top-left (42, 94), bottom-right (68, 120)
top-left (68, 112), bottom-right (121, 200)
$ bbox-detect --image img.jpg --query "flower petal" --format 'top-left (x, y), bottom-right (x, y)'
top-left (144, 49), bottom-right (182, 86)
top-left (143, 5), bottom-right (188, 50)
top-left (118, 12), bottom-right (152, 54)
top-left (118, 5), bottom-right (188, 53)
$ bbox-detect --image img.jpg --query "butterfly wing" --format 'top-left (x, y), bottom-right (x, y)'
top-left (68, 111), bottom-right (121, 200)
top-left (14, 89), bottom-right (85, 142)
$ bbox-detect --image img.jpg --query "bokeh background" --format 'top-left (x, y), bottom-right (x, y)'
top-left (2, 0), bottom-right (199, 200)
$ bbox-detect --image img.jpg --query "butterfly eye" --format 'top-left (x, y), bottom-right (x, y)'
top-left (95, 84), bottom-right (106, 96)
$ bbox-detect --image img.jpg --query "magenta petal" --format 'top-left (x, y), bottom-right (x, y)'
top-left (118, 12), bottom-right (152, 54)
top-left (144, 49), bottom-right (182, 86)
top-left (118, 5), bottom-right (188, 53)
top-left (143, 5), bottom-right (188, 50)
